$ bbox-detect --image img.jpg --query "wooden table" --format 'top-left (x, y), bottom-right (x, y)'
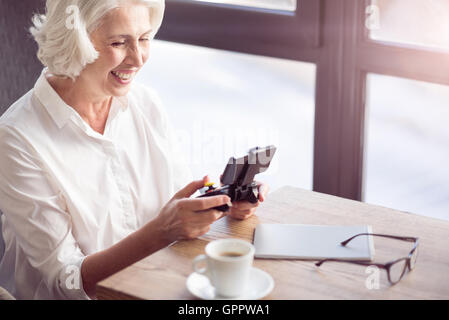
top-left (97, 186), bottom-right (449, 299)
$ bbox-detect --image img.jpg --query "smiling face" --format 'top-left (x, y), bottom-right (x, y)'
top-left (79, 4), bottom-right (152, 99)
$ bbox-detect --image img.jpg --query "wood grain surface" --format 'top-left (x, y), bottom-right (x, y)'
top-left (97, 186), bottom-right (449, 300)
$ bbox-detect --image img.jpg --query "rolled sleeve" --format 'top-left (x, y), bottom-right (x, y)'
top-left (0, 127), bottom-right (89, 300)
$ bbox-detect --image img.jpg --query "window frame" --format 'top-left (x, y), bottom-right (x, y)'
top-left (157, 0), bottom-right (321, 62)
top-left (157, 0), bottom-right (449, 201)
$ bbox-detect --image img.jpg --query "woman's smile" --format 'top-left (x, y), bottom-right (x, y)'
top-left (110, 70), bottom-right (136, 84)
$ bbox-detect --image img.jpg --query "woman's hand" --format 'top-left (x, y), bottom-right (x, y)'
top-left (82, 176), bottom-right (227, 298)
top-left (155, 176), bottom-right (230, 242)
top-left (227, 182), bottom-right (269, 220)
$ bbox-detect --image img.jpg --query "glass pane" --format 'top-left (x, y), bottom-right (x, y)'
top-left (191, 0), bottom-right (297, 11)
top-left (364, 74), bottom-right (449, 221)
top-left (368, 0), bottom-right (449, 51)
top-left (136, 40), bottom-right (316, 192)
top-left (388, 259), bottom-right (407, 283)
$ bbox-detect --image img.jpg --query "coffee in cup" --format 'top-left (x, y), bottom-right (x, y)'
top-left (192, 238), bottom-right (255, 297)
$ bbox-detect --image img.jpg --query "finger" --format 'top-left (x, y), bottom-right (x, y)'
top-left (198, 225), bottom-right (211, 238)
top-left (257, 183), bottom-right (269, 202)
top-left (179, 195), bottom-right (231, 211)
top-left (230, 208), bottom-right (255, 220)
top-left (215, 211), bottom-right (227, 220)
top-left (232, 200), bottom-right (259, 211)
top-left (195, 209), bottom-right (224, 223)
top-left (173, 176), bottom-right (209, 199)
top-left (230, 204), bottom-right (255, 215)
top-left (231, 207), bottom-right (253, 216)
top-left (178, 210), bottom-right (221, 239)
top-left (183, 225), bottom-right (211, 240)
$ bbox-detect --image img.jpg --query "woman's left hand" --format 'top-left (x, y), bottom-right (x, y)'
top-left (227, 182), bottom-right (269, 220)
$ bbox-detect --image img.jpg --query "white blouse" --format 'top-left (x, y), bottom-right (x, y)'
top-left (0, 69), bottom-right (192, 299)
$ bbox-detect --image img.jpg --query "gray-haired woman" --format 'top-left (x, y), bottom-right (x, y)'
top-left (0, 0), bottom-right (268, 299)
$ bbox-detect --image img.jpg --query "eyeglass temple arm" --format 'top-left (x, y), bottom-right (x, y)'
top-left (315, 259), bottom-right (386, 268)
top-left (340, 233), bottom-right (418, 246)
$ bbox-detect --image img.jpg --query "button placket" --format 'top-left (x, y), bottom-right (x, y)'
top-left (104, 142), bottom-right (136, 230)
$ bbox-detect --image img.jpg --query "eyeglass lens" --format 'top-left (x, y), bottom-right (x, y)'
top-left (388, 245), bottom-right (419, 284)
top-left (410, 246), bottom-right (419, 270)
top-left (389, 259), bottom-right (408, 283)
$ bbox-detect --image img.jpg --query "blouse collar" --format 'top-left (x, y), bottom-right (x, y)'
top-left (34, 69), bottom-right (129, 129)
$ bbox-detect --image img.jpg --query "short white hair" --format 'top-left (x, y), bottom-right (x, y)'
top-left (30, 0), bottom-right (165, 80)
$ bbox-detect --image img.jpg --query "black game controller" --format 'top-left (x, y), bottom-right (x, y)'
top-left (197, 145), bottom-right (277, 212)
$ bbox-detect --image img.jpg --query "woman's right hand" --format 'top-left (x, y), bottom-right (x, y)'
top-left (154, 176), bottom-right (230, 242)
top-left (81, 176), bottom-right (228, 298)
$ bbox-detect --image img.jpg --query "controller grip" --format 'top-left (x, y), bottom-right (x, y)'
top-left (197, 189), bottom-right (231, 212)
top-left (197, 184), bottom-right (259, 212)
top-left (247, 185), bottom-right (259, 204)
top-left (213, 203), bottom-right (231, 212)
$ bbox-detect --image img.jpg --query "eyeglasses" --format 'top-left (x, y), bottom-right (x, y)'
top-left (315, 233), bottom-right (419, 285)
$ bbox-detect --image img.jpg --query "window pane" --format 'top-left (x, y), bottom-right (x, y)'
top-left (136, 40), bottom-right (315, 192)
top-left (364, 73), bottom-right (449, 221)
top-left (191, 0), bottom-right (297, 11)
top-left (369, 0), bottom-right (449, 51)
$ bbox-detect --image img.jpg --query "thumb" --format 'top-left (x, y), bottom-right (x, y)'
top-left (173, 176), bottom-right (209, 199)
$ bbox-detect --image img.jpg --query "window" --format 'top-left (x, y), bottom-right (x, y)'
top-left (137, 40), bottom-right (316, 191)
top-left (158, 0), bottom-right (449, 220)
top-left (364, 74), bottom-right (449, 220)
top-left (158, 0), bottom-right (321, 60)
top-left (191, 0), bottom-right (297, 11)
top-left (369, 0), bottom-right (449, 51)
top-left (360, 0), bottom-right (449, 219)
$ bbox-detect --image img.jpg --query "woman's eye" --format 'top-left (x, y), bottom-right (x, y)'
top-left (140, 38), bottom-right (150, 42)
top-left (111, 42), bottom-right (125, 47)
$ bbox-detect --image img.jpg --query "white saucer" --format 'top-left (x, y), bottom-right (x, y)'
top-left (186, 267), bottom-right (274, 300)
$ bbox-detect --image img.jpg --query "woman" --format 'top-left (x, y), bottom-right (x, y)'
top-left (0, 0), bottom-right (268, 299)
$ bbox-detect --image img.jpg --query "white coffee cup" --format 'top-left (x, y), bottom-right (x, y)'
top-left (192, 238), bottom-right (255, 298)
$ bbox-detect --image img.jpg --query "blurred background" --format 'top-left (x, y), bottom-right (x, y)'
top-left (136, 0), bottom-right (449, 221)
top-left (1, 0), bottom-right (448, 221)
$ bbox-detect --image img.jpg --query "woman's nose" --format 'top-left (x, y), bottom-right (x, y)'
top-left (126, 44), bottom-right (144, 67)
